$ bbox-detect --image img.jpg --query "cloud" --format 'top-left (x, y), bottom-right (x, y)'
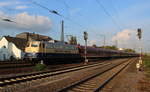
top-left (0, 11), bottom-right (52, 33)
top-left (88, 40), bottom-right (97, 46)
top-left (112, 29), bottom-right (134, 41)
top-left (0, 1), bottom-right (20, 7)
top-left (0, 2), bottom-right (11, 7)
top-left (112, 29), bottom-right (138, 49)
top-left (15, 6), bottom-right (28, 10)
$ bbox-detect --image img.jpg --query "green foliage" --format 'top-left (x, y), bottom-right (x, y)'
top-left (35, 63), bottom-right (46, 71)
top-left (101, 45), bottom-right (118, 50)
top-left (144, 56), bottom-right (150, 77)
top-left (69, 36), bottom-right (77, 45)
top-left (144, 57), bottom-right (150, 69)
top-left (92, 44), bottom-right (97, 48)
top-left (124, 48), bottom-right (136, 53)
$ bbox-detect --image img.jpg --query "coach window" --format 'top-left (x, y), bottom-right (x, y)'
top-left (50, 44), bottom-right (54, 49)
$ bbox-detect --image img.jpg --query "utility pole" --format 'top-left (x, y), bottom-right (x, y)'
top-left (99, 34), bottom-right (106, 48)
top-left (115, 40), bottom-right (118, 49)
top-left (103, 35), bottom-right (105, 48)
top-left (137, 28), bottom-right (143, 65)
top-left (84, 31), bottom-right (88, 63)
top-left (61, 20), bottom-right (64, 42)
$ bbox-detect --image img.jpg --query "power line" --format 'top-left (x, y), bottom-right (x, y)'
top-left (0, 16), bottom-right (32, 30)
top-left (110, 0), bottom-right (119, 18)
top-left (110, 0), bottom-right (126, 29)
top-left (95, 0), bottom-right (122, 31)
top-left (56, 0), bottom-right (70, 9)
top-left (0, 17), bottom-right (16, 23)
top-left (30, 0), bottom-right (84, 29)
top-left (31, 0), bottom-right (62, 16)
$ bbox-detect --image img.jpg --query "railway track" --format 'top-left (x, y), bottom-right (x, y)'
top-left (0, 58), bottom-right (133, 92)
top-left (0, 64), bottom-right (34, 69)
top-left (58, 58), bottom-right (136, 92)
top-left (0, 60), bottom-right (112, 88)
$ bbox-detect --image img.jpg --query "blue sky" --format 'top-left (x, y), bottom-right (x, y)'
top-left (0, 0), bottom-right (150, 53)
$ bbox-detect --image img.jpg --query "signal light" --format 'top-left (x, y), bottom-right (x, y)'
top-left (137, 28), bottom-right (142, 39)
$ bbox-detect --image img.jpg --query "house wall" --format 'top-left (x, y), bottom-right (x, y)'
top-left (10, 43), bottom-right (22, 59)
top-left (0, 37), bottom-right (23, 61)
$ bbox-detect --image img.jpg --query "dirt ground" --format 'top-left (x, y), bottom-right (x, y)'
top-left (101, 59), bottom-right (150, 92)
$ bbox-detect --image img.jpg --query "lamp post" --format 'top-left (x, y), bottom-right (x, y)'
top-left (84, 31), bottom-right (88, 63)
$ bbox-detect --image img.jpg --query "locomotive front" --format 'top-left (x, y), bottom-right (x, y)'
top-left (24, 41), bottom-right (43, 61)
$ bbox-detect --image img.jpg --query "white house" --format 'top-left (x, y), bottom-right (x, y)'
top-left (0, 36), bottom-right (27, 61)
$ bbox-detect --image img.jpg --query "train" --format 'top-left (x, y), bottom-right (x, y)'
top-left (24, 41), bottom-right (138, 64)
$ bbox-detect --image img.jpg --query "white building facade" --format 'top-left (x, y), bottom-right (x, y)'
top-left (0, 36), bottom-right (27, 61)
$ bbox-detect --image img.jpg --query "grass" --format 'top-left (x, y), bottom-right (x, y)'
top-left (34, 63), bottom-right (46, 71)
top-left (143, 56), bottom-right (150, 77)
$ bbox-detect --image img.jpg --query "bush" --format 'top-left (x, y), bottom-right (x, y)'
top-left (35, 63), bottom-right (46, 71)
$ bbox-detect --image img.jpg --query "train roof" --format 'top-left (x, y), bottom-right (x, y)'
top-left (29, 40), bottom-right (76, 47)
top-left (79, 45), bottom-right (136, 54)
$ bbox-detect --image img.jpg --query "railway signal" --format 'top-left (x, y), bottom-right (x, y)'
top-left (137, 28), bottom-right (142, 40)
top-left (137, 28), bottom-right (143, 67)
top-left (84, 31), bottom-right (88, 63)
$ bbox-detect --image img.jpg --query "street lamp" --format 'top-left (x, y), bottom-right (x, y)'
top-left (84, 31), bottom-right (88, 63)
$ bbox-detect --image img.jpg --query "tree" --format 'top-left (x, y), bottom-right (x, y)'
top-left (124, 48), bottom-right (136, 53)
top-left (92, 44), bottom-right (97, 48)
top-left (69, 36), bottom-right (77, 45)
top-left (100, 45), bottom-right (118, 50)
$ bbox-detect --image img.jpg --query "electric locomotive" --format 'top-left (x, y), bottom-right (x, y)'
top-left (24, 41), bottom-right (81, 64)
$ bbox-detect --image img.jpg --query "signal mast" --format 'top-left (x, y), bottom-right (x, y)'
top-left (137, 28), bottom-right (142, 65)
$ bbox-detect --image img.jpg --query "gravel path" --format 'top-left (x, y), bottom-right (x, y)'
top-left (101, 58), bottom-right (149, 92)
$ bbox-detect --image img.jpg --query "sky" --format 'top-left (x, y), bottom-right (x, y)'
top-left (0, 0), bottom-right (150, 53)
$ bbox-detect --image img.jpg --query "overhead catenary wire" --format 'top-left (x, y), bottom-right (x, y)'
top-left (56, 0), bottom-right (70, 9)
top-left (110, 0), bottom-right (126, 29)
top-left (30, 0), bottom-right (85, 29)
top-left (0, 17), bottom-right (16, 23)
top-left (31, 0), bottom-right (61, 16)
top-left (0, 16), bottom-right (32, 30)
top-left (95, 0), bottom-right (122, 31)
